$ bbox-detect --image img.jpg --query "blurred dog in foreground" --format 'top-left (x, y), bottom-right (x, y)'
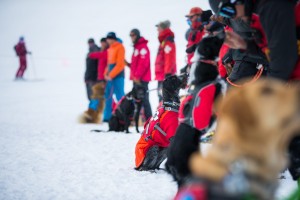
top-left (176, 79), bottom-right (300, 200)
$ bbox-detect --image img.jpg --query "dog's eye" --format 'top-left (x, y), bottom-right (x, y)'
top-left (281, 116), bottom-right (293, 129)
top-left (261, 86), bottom-right (274, 96)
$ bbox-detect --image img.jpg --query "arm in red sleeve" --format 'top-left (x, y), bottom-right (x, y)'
top-left (89, 51), bottom-right (102, 59)
top-left (164, 41), bottom-right (176, 75)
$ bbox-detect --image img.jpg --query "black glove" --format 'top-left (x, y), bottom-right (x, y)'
top-left (222, 50), bottom-right (233, 65)
top-left (165, 73), bottom-right (172, 79)
top-left (186, 44), bottom-right (197, 54)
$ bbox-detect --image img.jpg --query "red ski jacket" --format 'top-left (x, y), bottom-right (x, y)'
top-left (130, 37), bottom-right (151, 82)
top-left (290, 2), bottom-right (300, 80)
top-left (155, 28), bottom-right (177, 81)
top-left (186, 28), bottom-right (205, 65)
top-left (89, 49), bottom-right (108, 81)
top-left (14, 42), bottom-right (27, 57)
top-left (218, 44), bottom-right (230, 78)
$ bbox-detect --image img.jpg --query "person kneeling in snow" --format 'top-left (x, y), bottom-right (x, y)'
top-left (134, 75), bottom-right (187, 171)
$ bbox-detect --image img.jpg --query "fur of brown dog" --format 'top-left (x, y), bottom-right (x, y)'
top-left (189, 78), bottom-right (300, 199)
top-left (79, 82), bottom-right (105, 124)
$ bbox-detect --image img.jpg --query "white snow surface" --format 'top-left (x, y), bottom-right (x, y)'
top-left (0, 0), bottom-right (298, 200)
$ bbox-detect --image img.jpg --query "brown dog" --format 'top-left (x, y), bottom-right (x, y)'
top-left (189, 78), bottom-right (300, 199)
top-left (79, 82), bottom-right (105, 124)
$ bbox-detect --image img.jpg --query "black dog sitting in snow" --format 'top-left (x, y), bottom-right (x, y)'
top-left (166, 31), bottom-right (226, 187)
top-left (109, 84), bottom-right (145, 133)
top-left (134, 74), bottom-right (187, 171)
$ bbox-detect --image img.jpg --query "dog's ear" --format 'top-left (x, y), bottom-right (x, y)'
top-left (163, 75), bottom-right (178, 92)
top-left (217, 87), bottom-right (256, 133)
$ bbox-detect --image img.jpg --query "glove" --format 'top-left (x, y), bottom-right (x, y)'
top-left (186, 44), bottom-right (197, 54)
top-left (165, 73), bottom-right (172, 79)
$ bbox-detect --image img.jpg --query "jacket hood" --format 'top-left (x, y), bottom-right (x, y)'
top-left (158, 28), bottom-right (175, 43)
top-left (135, 37), bottom-right (148, 47)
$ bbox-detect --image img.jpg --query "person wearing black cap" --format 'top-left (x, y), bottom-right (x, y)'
top-left (85, 38), bottom-right (100, 100)
top-left (103, 32), bottom-right (126, 122)
top-left (127, 28), bottom-right (152, 121)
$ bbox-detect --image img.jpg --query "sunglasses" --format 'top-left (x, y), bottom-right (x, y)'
top-left (130, 34), bottom-right (136, 37)
top-left (218, 2), bottom-right (236, 18)
top-left (188, 14), bottom-right (199, 19)
top-left (218, 0), bottom-right (244, 18)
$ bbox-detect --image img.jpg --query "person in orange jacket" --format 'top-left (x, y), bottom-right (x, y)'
top-left (103, 32), bottom-right (126, 122)
top-left (155, 20), bottom-right (177, 102)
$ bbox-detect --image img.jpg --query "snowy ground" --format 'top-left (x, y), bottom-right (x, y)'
top-left (0, 64), bottom-right (178, 200)
top-left (0, 65), bottom-right (298, 200)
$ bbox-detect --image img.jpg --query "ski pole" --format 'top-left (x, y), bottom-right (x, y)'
top-left (147, 88), bottom-right (158, 93)
top-left (29, 54), bottom-right (37, 79)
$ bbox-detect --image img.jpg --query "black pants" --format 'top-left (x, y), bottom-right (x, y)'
top-left (134, 81), bottom-right (153, 120)
top-left (85, 81), bottom-right (95, 101)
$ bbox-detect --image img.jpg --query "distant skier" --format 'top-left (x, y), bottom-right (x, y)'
top-left (14, 36), bottom-right (31, 80)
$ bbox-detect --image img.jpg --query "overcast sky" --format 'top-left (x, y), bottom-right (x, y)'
top-left (0, 0), bottom-right (211, 73)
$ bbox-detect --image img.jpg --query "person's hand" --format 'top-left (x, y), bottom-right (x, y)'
top-left (224, 31), bottom-right (247, 50)
top-left (165, 73), bottom-right (172, 79)
top-left (133, 78), bottom-right (141, 84)
top-left (225, 63), bottom-right (233, 76)
top-left (125, 60), bottom-right (131, 67)
top-left (105, 74), bottom-right (112, 81)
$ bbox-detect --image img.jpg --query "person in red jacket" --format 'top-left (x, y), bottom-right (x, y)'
top-left (14, 36), bottom-right (31, 80)
top-left (185, 7), bottom-right (205, 66)
top-left (127, 29), bottom-right (152, 120)
top-left (89, 38), bottom-right (108, 81)
top-left (155, 20), bottom-right (177, 102)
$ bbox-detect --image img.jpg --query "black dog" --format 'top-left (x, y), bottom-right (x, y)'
top-left (166, 33), bottom-right (226, 187)
top-left (109, 84), bottom-right (145, 133)
top-left (134, 75), bottom-right (187, 171)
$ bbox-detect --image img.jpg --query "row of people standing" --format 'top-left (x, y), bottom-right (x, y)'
top-left (84, 21), bottom-right (178, 123)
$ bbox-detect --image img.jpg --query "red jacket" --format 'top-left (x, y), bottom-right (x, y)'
top-left (290, 2), bottom-right (300, 80)
top-left (218, 44), bottom-right (230, 78)
top-left (14, 42), bottom-right (27, 57)
top-left (130, 37), bottom-right (151, 82)
top-left (89, 49), bottom-right (108, 81)
top-left (187, 29), bottom-right (205, 65)
top-left (155, 28), bottom-right (177, 81)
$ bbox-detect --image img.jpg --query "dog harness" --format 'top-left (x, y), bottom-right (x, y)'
top-left (112, 95), bottom-right (134, 124)
top-left (143, 102), bottom-right (179, 142)
top-left (179, 81), bottom-right (219, 132)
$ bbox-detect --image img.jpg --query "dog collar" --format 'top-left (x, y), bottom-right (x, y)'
top-left (199, 59), bottom-right (218, 66)
top-left (164, 106), bottom-right (179, 112)
top-left (163, 101), bottom-right (180, 107)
